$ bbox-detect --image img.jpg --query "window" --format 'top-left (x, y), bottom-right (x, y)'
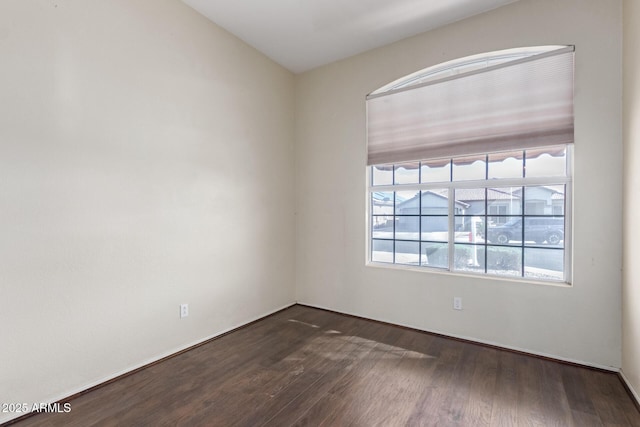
top-left (488, 205), bottom-right (508, 224)
top-left (366, 46), bottom-right (574, 284)
top-left (369, 146), bottom-right (571, 282)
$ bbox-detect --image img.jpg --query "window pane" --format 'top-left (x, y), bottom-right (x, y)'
top-left (422, 189), bottom-right (449, 242)
top-left (487, 246), bottom-right (522, 277)
top-left (395, 191), bottom-right (420, 215)
top-left (487, 187), bottom-right (522, 217)
top-left (524, 217), bottom-right (564, 247)
top-left (394, 162), bottom-right (420, 184)
top-left (395, 241), bottom-right (420, 266)
top-left (421, 189), bottom-right (448, 215)
top-left (372, 192), bottom-right (393, 216)
top-left (371, 239), bottom-right (393, 263)
top-left (395, 216), bottom-right (419, 241)
top-left (422, 242), bottom-right (448, 268)
top-left (475, 218), bottom-right (486, 244)
top-left (525, 146), bottom-right (566, 177)
top-left (488, 151), bottom-right (524, 179)
top-left (372, 216), bottom-right (393, 239)
top-left (453, 154), bottom-right (486, 181)
top-left (486, 216), bottom-right (522, 245)
top-left (524, 185), bottom-right (565, 215)
top-left (524, 247), bottom-right (564, 280)
top-left (455, 188), bottom-right (485, 215)
top-left (372, 165), bottom-right (393, 186)
top-left (420, 159), bottom-right (451, 183)
top-left (421, 217), bottom-right (448, 241)
top-left (453, 244), bottom-right (485, 273)
top-left (454, 218), bottom-right (483, 243)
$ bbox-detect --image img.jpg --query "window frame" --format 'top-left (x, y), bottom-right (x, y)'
top-left (366, 146), bottom-right (573, 285)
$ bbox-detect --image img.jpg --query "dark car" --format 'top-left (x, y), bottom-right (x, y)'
top-left (487, 217), bottom-right (564, 245)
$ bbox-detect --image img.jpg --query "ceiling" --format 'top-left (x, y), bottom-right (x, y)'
top-left (182, 0), bottom-right (519, 73)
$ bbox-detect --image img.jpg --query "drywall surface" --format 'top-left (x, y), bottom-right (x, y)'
top-left (295, 0), bottom-right (623, 368)
top-left (0, 0), bottom-right (295, 422)
top-left (623, 0), bottom-right (640, 402)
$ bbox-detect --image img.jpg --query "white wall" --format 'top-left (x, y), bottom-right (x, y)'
top-left (0, 0), bottom-right (295, 422)
top-left (295, 0), bottom-right (623, 368)
top-left (623, 0), bottom-right (640, 402)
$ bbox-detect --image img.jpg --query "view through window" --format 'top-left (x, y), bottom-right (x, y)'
top-left (369, 146), bottom-right (571, 282)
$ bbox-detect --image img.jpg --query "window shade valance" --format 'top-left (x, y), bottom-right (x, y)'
top-left (366, 46), bottom-right (575, 166)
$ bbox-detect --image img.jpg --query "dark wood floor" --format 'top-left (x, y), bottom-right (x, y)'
top-left (10, 305), bottom-right (640, 427)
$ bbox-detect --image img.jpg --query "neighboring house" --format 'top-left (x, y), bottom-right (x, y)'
top-left (396, 191), bottom-right (468, 232)
top-left (455, 188), bottom-right (521, 216)
top-left (512, 186), bottom-right (565, 215)
top-left (454, 188), bottom-right (523, 226)
top-left (391, 186), bottom-right (564, 234)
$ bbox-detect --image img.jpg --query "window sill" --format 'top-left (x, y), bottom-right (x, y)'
top-left (365, 261), bottom-right (572, 287)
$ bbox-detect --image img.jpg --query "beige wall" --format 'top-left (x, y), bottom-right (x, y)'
top-left (295, 0), bottom-right (623, 368)
top-left (1, 0), bottom-right (633, 422)
top-left (623, 0), bottom-right (640, 402)
top-left (0, 0), bottom-right (295, 422)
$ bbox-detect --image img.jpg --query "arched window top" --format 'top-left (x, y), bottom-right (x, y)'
top-left (366, 45), bottom-right (574, 165)
top-left (370, 45), bottom-right (570, 97)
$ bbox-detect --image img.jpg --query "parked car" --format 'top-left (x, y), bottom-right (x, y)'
top-left (487, 217), bottom-right (564, 245)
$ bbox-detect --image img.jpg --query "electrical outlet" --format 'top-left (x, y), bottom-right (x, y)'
top-left (180, 303), bottom-right (189, 318)
top-left (453, 297), bottom-right (462, 311)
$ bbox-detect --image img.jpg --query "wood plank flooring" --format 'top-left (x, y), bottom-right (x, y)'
top-left (9, 305), bottom-right (640, 426)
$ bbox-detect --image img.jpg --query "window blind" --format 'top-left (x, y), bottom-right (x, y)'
top-left (366, 46), bottom-right (575, 166)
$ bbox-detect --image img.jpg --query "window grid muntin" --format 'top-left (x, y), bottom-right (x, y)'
top-left (376, 190), bottom-right (455, 269)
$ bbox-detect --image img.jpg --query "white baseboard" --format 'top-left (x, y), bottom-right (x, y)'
top-left (297, 301), bottom-right (619, 372)
top-left (0, 302), bottom-right (296, 425)
top-left (620, 370), bottom-right (640, 407)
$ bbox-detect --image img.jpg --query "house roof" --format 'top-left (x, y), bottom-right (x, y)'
top-left (398, 190), bottom-right (470, 208)
top-left (375, 185), bottom-right (563, 207)
top-left (512, 186), bottom-right (565, 199)
top-left (455, 188), bottom-right (521, 201)
top-left (372, 191), bottom-right (406, 204)
top-left (428, 188), bottom-right (519, 202)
